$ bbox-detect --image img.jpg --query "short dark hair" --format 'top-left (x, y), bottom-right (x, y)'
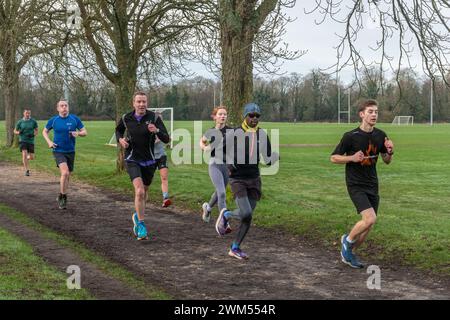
top-left (358, 99), bottom-right (378, 113)
top-left (133, 91), bottom-right (147, 101)
top-left (56, 100), bottom-right (68, 108)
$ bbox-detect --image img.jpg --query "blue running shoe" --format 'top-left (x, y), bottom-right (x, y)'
top-left (341, 234), bottom-right (355, 267)
top-left (132, 212), bottom-right (139, 237)
top-left (136, 221), bottom-right (148, 241)
top-left (215, 208), bottom-right (230, 236)
top-left (350, 254), bottom-right (364, 269)
top-left (228, 247), bottom-right (248, 260)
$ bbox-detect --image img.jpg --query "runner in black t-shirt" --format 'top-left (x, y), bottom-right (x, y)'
top-left (331, 99), bottom-right (394, 268)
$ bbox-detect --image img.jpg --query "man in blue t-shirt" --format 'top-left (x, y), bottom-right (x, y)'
top-left (42, 100), bottom-right (87, 209)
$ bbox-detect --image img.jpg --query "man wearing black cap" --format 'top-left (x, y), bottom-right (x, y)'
top-left (215, 102), bottom-right (279, 259)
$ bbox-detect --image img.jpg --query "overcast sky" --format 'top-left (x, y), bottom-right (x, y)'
top-left (189, 2), bottom-right (427, 85)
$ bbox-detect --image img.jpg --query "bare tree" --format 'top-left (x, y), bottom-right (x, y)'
top-left (0, 1), bottom-right (68, 147)
top-left (74, 0), bottom-right (209, 117)
top-left (73, 0), bottom-right (208, 169)
top-left (190, 0), bottom-right (303, 124)
top-left (307, 0), bottom-right (450, 90)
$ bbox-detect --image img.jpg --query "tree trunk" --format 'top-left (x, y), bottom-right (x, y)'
top-left (114, 73), bottom-right (137, 172)
top-left (219, 0), bottom-right (272, 126)
top-left (2, 64), bottom-right (20, 148)
top-left (3, 84), bottom-right (18, 147)
top-left (220, 31), bottom-right (254, 126)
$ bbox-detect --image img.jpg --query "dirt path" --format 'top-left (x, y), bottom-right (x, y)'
top-left (0, 212), bottom-right (145, 300)
top-left (0, 162), bottom-right (448, 300)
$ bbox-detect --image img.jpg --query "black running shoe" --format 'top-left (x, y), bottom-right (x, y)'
top-left (57, 194), bottom-right (67, 210)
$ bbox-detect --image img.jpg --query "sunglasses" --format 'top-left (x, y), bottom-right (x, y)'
top-left (248, 113), bottom-right (261, 118)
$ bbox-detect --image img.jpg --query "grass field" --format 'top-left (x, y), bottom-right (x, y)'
top-left (0, 120), bottom-right (449, 275)
top-left (0, 225), bottom-right (92, 300)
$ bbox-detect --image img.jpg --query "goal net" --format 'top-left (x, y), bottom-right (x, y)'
top-left (106, 107), bottom-right (174, 148)
top-left (392, 116), bottom-right (414, 125)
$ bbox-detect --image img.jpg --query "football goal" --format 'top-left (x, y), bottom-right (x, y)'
top-left (392, 116), bottom-right (414, 125)
top-left (106, 107), bottom-right (174, 148)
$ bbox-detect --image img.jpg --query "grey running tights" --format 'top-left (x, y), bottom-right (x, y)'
top-left (231, 196), bottom-right (257, 247)
top-left (207, 163), bottom-right (229, 212)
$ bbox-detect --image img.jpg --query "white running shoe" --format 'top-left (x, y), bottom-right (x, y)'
top-left (202, 202), bottom-right (211, 223)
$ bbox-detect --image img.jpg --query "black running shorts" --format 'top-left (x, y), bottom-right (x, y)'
top-left (19, 142), bottom-right (35, 153)
top-left (54, 152), bottom-right (75, 172)
top-left (347, 186), bottom-right (380, 214)
top-left (229, 176), bottom-right (262, 201)
top-left (126, 161), bottom-right (156, 186)
top-left (156, 155), bottom-right (168, 170)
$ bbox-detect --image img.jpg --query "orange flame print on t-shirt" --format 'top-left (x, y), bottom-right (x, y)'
top-left (361, 142), bottom-right (377, 166)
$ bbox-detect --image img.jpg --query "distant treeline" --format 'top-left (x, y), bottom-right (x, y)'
top-left (1, 69), bottom-right (449, 122)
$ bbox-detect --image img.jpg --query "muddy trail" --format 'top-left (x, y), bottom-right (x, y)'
top-left (0, 162), bottom-right (448, 300)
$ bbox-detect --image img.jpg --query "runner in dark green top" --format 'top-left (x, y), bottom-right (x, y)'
top-left (14, 109), bottom-right (38, 176)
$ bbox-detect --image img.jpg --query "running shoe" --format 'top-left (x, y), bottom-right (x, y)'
top-left (341, 234), bottom-right (361, 268)
top-left (57, 194), bottom-right (67, 210)
top-left (132, 212), bottom-right (139, 237)
top-left (228, 247), bottom-right (248, 260)
top-left (350, 254), bottom-right (364, 269)
top-left (25, 170), bottom-right (30, 176)
top-left (202, 202), bottom-right (211, 223)
top-left (215, 208), bottom-right (230, 236)
top-left (225, 222), bottom-right (232, 234)
top-left (162, 198), bottom-right (172, 208)
top-left (136, 221), bottom-right (148, 241)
